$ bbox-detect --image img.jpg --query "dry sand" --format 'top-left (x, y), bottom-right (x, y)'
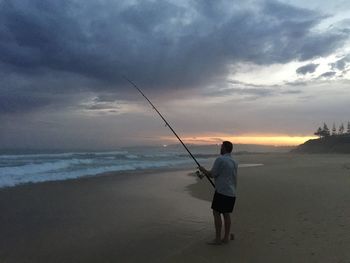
top-left (0, 153), bottom-right (350, 262)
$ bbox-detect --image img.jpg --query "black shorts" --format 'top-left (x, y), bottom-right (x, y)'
top-left (211, 191), bottom-right (236, 213)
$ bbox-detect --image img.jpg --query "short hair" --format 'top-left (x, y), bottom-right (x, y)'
top-left (222, 141), bottom-right (233, 153)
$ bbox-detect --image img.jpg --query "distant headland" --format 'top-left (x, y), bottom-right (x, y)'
top-left (293, 122), bottom-right (350, 153)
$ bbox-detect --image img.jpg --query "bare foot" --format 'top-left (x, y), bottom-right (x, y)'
top-left (222, 233), bottom-right (234, 244)
top-left (221, 238), bottom-right (229, 244)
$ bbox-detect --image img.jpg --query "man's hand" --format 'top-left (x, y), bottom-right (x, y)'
top-left (198, 166), bottom-right (209, 176)
top-left (198, 166), bottom-right (206, 172)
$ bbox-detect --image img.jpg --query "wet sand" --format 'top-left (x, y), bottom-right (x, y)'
top-left (0, 167), bottom-right (212, 263)
top-left (1, 153), bottom-right (350, 262)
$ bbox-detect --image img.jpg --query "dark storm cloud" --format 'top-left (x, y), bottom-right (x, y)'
top-left (0, 0), bottom-right (349, 113)
top-left (0, 94), bottom-right (51, 113)
top-left (0, 63), bottom-right (100, 113)
top-left (296, 63), bottom-right (319, 75)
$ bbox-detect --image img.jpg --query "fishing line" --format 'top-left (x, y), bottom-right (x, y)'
top-left (123, 76), bottom-right (215, 188)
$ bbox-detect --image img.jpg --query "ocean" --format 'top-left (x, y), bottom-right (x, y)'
top-left (0, 145), bottom-right (265, 188)
top-left (0, 146), bottom-right (219, 188)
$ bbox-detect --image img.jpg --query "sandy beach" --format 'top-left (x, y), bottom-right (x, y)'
top-left (1, 153), bottom-right (350, 262)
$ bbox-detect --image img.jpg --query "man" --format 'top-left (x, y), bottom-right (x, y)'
top-left (199, 141), bottom-right (238, 245)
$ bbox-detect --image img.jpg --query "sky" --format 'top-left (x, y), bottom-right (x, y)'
top-left (1, 0), bottom-right (350, 149)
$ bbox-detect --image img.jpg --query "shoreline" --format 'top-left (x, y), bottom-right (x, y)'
top-left (0, 160), bottom-right (206, 191)
top-left (0, 152), bottom-right (266, 191)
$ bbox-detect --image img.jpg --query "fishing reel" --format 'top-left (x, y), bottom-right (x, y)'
top-left (195, 170), bottom-right (205, 179)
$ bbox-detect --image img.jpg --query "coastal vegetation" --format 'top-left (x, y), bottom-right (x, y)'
top-left (314, 122), bottom-right (350, 138)
top-left (293, 122), bottom-right (350, 153)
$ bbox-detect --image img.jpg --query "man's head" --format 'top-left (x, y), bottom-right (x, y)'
top-left (220, 141), bottom-right (233, 155)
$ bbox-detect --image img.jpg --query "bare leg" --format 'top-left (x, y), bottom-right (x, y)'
top-left (222, 213), bottom-right (231, 243)
top-left (213, 210), bottom-right (222, 243)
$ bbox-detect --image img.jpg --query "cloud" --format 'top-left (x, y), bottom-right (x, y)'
top-left (330, 55), bottom-right (350, 71)
top-left (219, 87), bottom-right (275, 98)
top-left (0, 65), bottom-right (100, 113)
top-left (296, 63), bottom-right (319, 75)
top-left (202, 79), bottom-right (302, 99)
top-left (284, 80), bottom-right (308, 86)
top-left (318, 71), bottom-right (337, 78)
top-left (0, 94), bottom-right (51, 113)
top-left (0, 0), bottom-right (349, 114)
top-left (79, 97), bottom-right (121, 112)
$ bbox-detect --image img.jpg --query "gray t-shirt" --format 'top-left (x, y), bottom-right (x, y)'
top-left (211, 153), bottom-right (238, 197)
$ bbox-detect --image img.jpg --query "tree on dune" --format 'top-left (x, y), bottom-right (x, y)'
top-left (332, 123), bottom-right (337, 136)
top-left (322, 123), bottom-right (330, 137)
top-left (314, 127), bottom-right (323, 138)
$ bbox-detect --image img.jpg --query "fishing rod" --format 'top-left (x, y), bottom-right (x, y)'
top-left (123, 76), bottom-right (215, 188)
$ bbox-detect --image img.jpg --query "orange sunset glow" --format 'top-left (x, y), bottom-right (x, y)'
top-left (161, 134), bottom-right (318, 146)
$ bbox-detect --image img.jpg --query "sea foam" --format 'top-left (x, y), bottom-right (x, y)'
top-left (0, 149), bottom-right (262, 188)
top-left (0, 150), bottom-right (197, 188)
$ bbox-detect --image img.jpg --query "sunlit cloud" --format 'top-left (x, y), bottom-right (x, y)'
top-left (229, 49), bottom-right (350, 87)
top-left (77, 96), bottom-right (147, 116)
